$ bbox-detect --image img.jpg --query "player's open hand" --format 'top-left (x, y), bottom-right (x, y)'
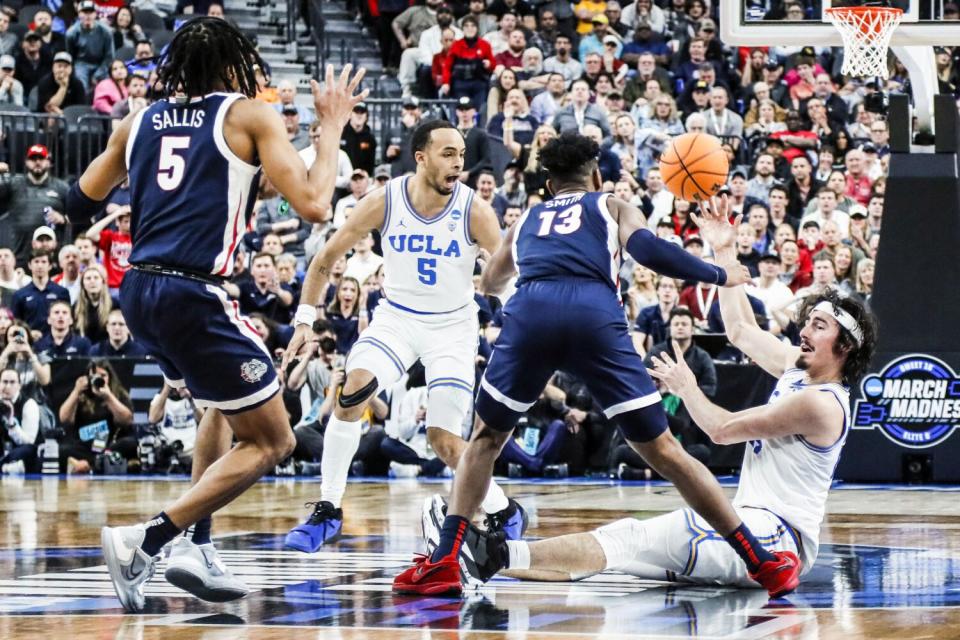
top-left (690, 195), bottom-right (738, 253)
top-left (647, 340), bottom-right (697, 397)
top-left (281, 324), bottom-right (312, 375)
top-left (312, 64), bottom-right (370, 130)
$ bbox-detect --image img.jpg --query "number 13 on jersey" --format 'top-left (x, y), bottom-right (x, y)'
top-left (537, 204), bottom-right (582, 236)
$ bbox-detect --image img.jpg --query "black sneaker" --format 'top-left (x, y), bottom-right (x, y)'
top-left (484, 498), bottom-right (528, 541)
top-left (460, 525), bottom-right (508, 584)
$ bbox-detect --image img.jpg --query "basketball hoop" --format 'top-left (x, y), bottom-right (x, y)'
top-left (825, 5), bottom-right (903, 79)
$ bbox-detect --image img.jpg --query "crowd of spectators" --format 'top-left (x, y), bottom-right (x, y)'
top-left (0, 0), bottom-right (903, 479)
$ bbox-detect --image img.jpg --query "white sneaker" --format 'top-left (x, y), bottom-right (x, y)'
top-left (101, 524), bottom-right (158, 613)
top-left (421, 494), bottom-right (446, 555)
top-left (164, 536), bottom-right (248, 602)
top-left (1, 460), bottom-right (25, 474)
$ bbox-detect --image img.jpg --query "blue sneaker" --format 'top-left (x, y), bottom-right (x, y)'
top-left (484, 498), bottom-right (528, 541)
top-left (284, 501), bottom-right (343, 552)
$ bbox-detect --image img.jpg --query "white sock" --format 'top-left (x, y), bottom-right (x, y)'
top-left (506, 540), bottom-right (530, 570)
top-left (320, 415), bottom-right (362, 508)
top-left (480, 478), bottom-right (510, 514)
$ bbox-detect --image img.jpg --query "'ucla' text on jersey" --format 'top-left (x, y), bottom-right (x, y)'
top-left (380, 176), bottom-right (477, 313)
top-left (126, 93), bottom-right (261, 277)
top-left (513, 191), bottom-right (621, 294)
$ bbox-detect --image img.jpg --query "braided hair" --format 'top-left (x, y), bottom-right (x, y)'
top-left (156, 17), bottom-right (264, 99)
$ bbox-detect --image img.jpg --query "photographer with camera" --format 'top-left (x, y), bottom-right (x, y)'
top-left (285, 318), bottom-right (344, 461)
top-left (148, 382), bottom-right (203, 472)
top-left (285, 318), bottom-right (388, 472)
top-left (0, 320), bottom-right (51, 400)
top-left (0, 368), bottom-right (41, 473)
top-left (57, 359), bottom-right (134, 473)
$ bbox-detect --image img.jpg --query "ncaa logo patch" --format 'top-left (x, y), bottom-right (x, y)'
top-left (853, 354), bottom-right (960, 448)
top-left (240, 359), bottom-right (269, 384)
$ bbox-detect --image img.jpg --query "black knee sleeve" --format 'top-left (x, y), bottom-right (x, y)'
top-left (337, 377), bottom-right (378, 408)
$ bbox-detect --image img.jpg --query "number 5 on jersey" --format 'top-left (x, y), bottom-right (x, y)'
top-left (537, 204), bottom-right (582, 236)
top-left (157, 136), bottom-right (190, 191)
top-left (418, 258), bottom-right (437, 285)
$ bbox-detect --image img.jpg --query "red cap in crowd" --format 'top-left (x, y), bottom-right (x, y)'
top-left (26, 144), bottom-right (49, 160)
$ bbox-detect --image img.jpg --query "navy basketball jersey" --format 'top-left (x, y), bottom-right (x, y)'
top-left (513, 191), bottom-right (620, 292)
top-left (125, 93), bottom-right (261, 276)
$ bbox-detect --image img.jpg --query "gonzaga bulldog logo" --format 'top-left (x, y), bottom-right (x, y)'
top-left (853, 354), bottom-right (960, 448)
top-left (240, 359), bottom-right (269, 384)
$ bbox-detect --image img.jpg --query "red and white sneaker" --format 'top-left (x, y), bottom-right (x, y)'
top-left (392, 553), bottom-right (463, 596)
top-left (749, 550), bottom-right (801, 598)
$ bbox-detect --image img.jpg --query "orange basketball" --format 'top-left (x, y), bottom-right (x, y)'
top-left (658, 132), bottom-right (729, 202)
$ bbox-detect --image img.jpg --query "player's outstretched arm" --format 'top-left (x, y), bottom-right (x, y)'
top-left (609, 196), bottom-right (752, 287)
top-left (281, 189), bottom-right (386, 371)
top-left (244, 64), bottom-right (368, 223)
top-left (649, 341), bottom-right (843, 446)
top-left (693, 196), bottom-right (800, 378)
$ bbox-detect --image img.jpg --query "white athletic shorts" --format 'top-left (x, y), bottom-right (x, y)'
top-left (591, 506), bottom-right (805, 588)
top-left (346, 300), bottom-right (479, 435)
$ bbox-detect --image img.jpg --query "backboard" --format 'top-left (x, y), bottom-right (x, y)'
top-left (724, 0), bottom-right (960, 47)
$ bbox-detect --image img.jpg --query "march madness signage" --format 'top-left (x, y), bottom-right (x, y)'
top-left (853, 355), bottom-right (960, 448)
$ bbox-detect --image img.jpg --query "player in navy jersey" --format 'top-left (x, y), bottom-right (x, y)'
top-left (395, 132), bottom-right (801, 598)
top-left (65, 17), bottom-right (368, 613)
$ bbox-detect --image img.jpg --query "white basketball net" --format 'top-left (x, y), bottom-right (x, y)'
top-left (825, 7), bottom-right (903, 79)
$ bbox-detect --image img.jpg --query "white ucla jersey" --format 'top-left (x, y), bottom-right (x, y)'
top-left (380, 176), bottom-right (478, 313)
top-left (732, 368), bottom-right (850, 569)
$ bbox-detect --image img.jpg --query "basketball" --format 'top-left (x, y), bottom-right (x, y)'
top-left (658, 132), bottom-right (729, 202)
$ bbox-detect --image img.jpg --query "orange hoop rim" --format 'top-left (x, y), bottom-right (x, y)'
top-left (825, 5), bottom-right (904, 20)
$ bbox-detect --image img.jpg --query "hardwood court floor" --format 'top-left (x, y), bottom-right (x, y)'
top-left (3, 475), bottom-right (960, 639)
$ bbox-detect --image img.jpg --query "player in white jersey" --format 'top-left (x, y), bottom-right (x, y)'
top-left (447, 195), bottom-right (878, 592)
top-left (282, 121), bottom-right (526, 552)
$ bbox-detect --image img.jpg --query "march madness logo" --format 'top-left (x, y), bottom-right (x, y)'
top-left (853, 354), bottom-right (960, 448)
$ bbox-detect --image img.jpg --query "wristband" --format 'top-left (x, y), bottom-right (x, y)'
top-left (294, 304), bottom-right (318, 327)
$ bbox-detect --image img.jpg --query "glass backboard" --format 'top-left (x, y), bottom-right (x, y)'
top-left (725, 0), bottom-right (960, 46)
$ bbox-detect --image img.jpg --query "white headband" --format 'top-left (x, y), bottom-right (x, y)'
top-left (813, 301), bottom-right (863, 347)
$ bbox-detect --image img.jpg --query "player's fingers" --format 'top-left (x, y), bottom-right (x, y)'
top-left (647, 367), bottom-right (664, 380)
top-left (689, 211), bottom-right (702, 227)
top-left (309, 78), bottom-right (320, 96)
top-left (324, 64), bottom-right (334, 91)
top-left (347, 66), bottom-right (366, 94)
top-left (351, 88), bottom-right (371, 107)
top-left (338, 63), bottom-right (353, 90)
top-left (672, 340), bottom-right (684, 362)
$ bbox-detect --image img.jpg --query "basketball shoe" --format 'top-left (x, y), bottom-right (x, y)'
top-left (164, 536), bottom-right (248, 602)
top-left (749, 550), bottom-right (801, 598)
top-left (101, 523), bottom-right (159, 612)
top-left (392, 553), bottom-right (463, 596)
top-left (484, 498), bottom-right (528, 541)
top-left (284, 501), bottom-right (343, 552)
